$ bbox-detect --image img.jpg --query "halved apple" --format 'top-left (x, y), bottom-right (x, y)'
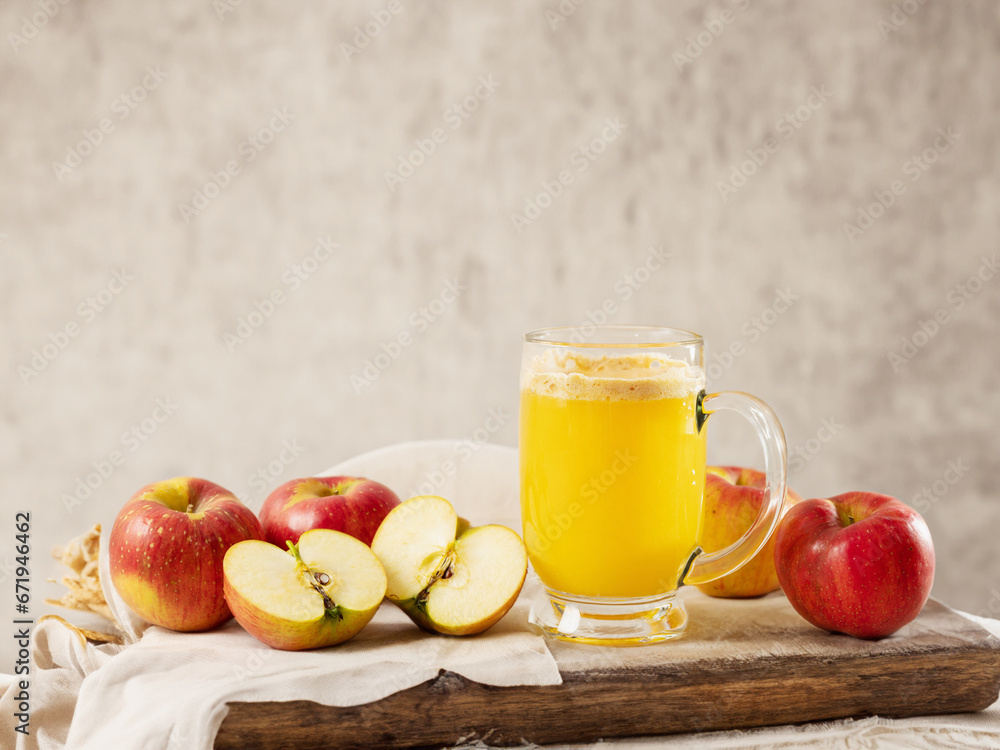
top-left (371, 495), bottom-right (528, 636)
top-left (223, 529), bottom-right (386, 650)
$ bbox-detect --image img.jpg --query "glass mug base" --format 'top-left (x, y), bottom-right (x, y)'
top-left (528, 584), bottom-right (688, 646)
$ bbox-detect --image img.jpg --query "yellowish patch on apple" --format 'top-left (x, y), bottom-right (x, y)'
top-left (282, 478), bottom-right (343, 511)
top-left (146, 477), bottom-right (191, 512)
top-left (112, 573), bottom-right (163, 621)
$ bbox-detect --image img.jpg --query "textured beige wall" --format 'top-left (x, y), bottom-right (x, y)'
top-left (1, 0), bottom-right (999, 672)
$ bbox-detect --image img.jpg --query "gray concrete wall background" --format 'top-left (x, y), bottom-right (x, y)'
top-left (1, 1), bottom-right (998, 672)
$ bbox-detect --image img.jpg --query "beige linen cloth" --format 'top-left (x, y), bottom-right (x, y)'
top-left (2, 441), bottom-right (999, 749)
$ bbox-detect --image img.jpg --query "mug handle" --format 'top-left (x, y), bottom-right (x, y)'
top-left (681, 391), bottom-right (788, 586)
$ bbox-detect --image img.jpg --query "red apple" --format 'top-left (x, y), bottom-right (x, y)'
top-left (109, 477), bottom-right (264, 631)
top-left (259, 476), bottom-right (400, 548)
top-left (695, 466), bottom-right (803, 598)
top-left (774, 491), bottom-right (935, 639)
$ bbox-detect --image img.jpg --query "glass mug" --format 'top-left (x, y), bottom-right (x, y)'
top-left (519, 326), bottom-right (787, 645)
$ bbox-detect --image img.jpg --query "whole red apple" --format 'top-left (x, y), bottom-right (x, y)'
top-left (774, 491), bottom-right (935, 639)
top-left (259, 476), bottom-right (400, 548)
top-left (696, 466), bottom-right (803, 598)
top-left (109, 477), bottom-right (264, 631)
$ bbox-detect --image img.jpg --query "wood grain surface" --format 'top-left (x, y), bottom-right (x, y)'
top-left (216, 595), bottom-right (1000, 749)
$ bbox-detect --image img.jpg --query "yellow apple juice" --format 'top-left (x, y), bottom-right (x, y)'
top-left (519, 353), bottom-right (707, 599)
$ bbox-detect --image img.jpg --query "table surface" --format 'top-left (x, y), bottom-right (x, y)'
top-left (216, 593), bottom-right (1000, 749)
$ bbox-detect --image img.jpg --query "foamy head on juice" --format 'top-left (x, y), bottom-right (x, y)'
top-left (520, 351), bottom-right (706, 401)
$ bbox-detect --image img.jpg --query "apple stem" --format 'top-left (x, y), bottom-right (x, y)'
top-left (186, 502), bottom-right (195, 514)
top-left (415, 556), bottom-right (455, 613)
top-left (308, 581), bottom-right (342, 621)
top-left (837, 508), bottom-right (857, 527)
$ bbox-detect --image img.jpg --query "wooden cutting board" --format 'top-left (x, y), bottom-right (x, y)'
top-left (216, 594), bottom-right (1000, 749)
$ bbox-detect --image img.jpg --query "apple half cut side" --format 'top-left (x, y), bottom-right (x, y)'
top-left (371, 495), bottom-right (528, 636)
top-left (223, 529), bottom-right (387, 650)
